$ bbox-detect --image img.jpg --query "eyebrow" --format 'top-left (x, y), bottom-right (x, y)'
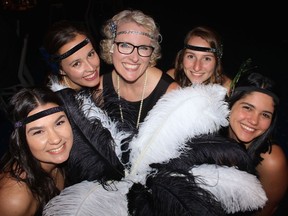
top-left (240, 101), bottom-right (273, 115)
top-left (27, 114), bottom-right (66, 133)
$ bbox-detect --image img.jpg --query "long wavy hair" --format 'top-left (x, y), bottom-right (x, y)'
top-left (0, 87), bottom-right (66, 212)
top-left (226, 72), bottom-right (279, 166)
top-left (174, 26), bottom-right (224, 87)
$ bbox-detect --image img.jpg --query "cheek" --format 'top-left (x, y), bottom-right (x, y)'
top-left (204, 62), bottom-right (215, 73)
top-left (63, 67), bottom-right (83, 79)
top-left (260, 119), bottom-right (272, 131)
top-left (183, 58), bottom-right (193, 68)
top-left (26, 136), bottom-right (47, 155)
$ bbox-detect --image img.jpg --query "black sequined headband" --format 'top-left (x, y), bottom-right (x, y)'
top-left (184, 44), bottom-right (223, 59)
top-left (14, 106), bottom-right (65, 128)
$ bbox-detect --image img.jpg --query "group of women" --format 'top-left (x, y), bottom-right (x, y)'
top-left (0, 9), bottom-right (287, 216)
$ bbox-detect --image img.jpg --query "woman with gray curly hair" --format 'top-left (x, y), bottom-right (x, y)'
top-left (98, 9), bottom-right (179, 130)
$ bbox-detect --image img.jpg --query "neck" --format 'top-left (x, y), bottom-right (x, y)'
top-left (117, 71), bottom-right (148, 128)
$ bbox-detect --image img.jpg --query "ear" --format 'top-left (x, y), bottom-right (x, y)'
top-left (109, 44), bottom-right (114, 53)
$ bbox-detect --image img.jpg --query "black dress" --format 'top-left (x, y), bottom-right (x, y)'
top-left (102, 71), bottom-right (175, 129)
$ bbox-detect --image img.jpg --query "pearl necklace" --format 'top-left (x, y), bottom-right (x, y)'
top-left (116, 71), bottom-right (148, 129)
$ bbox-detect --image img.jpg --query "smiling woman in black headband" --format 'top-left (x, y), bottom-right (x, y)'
top-left (41, 20), bottom-right (101, 91)
top-left (167, 26), bottom-right (231, 92)
top-left (0, 87), bottom-right (73, 216)
top-left (222, 69), bottom-right (288, 215)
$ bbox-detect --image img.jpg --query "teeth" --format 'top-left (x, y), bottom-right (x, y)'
top-left (49, 145), bottom-right (64, 153)
top-left (124, 64), bottom-right (138, 69)
top-left (242, 124), bottom-right (255, 132)
top-left (85, 73), bottom-right (95, 79)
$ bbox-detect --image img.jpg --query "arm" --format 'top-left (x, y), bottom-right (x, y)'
top-left (255, 144), bottom-right (288, 216)
top-left (0, 178), bottom-right (38, 216)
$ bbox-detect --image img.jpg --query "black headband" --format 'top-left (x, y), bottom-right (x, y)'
top-left (52, 38), bottom-right (90, 62)
top-left (234, 86), bottom-right (279, 104)
top-left (184, 44), bottom-right (223, 59)
top-left (14, 106), bottom-right (65, 128)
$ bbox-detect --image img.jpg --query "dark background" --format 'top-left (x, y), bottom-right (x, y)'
top-left (0, 1), bottom-right (287, 214)
top-left (1, 0), bottom-right (287, 156)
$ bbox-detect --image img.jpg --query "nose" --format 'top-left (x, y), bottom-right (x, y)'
top-left (248, 113), bottom-right (259, 125)
top-left (129, 47), bottom-right (140, 61)
top-left (84, 60), bottom-right (95, 72)
top-left (48, 129), bottom-right (61, 145)
top-left (193, 59), bottom-right (202, 71)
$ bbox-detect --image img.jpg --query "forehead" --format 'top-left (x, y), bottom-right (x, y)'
top-left (115, 22), bottom-right (151, 44)
top-left (187, 36), bottom-right (210, 48)
top-left (239, 91), bottom-right (275, 111)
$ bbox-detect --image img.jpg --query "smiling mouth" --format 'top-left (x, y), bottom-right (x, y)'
top-left (241, 124), bottom-right (255, 132)
top-left (84, 72), bottom-right (97, 79)
top-left (49, 144), bottom-right (64, 153)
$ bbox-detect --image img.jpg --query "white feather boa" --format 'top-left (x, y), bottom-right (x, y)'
top-left (43, 84), bottom-right (267, 215)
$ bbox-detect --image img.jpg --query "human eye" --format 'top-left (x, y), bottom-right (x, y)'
top-left (88, 50), bottom-right (96, 57)
top-left (32, 129), bottom-right (44, 136)
top-left (204, 56), bottom-right (213, 61)
top-left (242, 104), bottom-right (252, 111)
top-left (119, 42), bottom-right (132, 48)
top-left (139, 45), bottom-right (151, 51)
top-left (186, 54), bottom-right (194, 59)
top-left (72, 61), bottom-right (81, 68)
top-left (56, 120), bottom-right (65, 126)
top-left (262, 112), bottom-right (272, 119)
top-left (56, 116), bottom-right (68, 126)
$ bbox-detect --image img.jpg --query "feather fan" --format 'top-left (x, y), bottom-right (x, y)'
top-left (43, 180), bottom-right (131, 216)
top-left (191, 164), bottom-right (267, 213)
top-left (128, 84), bottom-right (229, 183)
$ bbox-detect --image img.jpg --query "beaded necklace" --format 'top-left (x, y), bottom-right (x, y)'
top-left (116, 71), bottom-right (147, 129)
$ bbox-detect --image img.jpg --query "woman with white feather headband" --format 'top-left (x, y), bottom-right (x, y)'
top-left (43, 84), bottom-right (268, 216)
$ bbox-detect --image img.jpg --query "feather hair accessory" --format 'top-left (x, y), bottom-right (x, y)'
top-left (127, 84), bottom-right (229, 183)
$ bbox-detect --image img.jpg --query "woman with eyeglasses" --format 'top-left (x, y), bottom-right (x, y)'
top-left (99, 9), bottom-right (179, 130)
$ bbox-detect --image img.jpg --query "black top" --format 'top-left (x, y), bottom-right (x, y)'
top-left (102, 71), bottom-right (175, 128)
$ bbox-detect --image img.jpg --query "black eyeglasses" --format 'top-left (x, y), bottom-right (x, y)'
top-left (114, 42), bottom-right (154, 57)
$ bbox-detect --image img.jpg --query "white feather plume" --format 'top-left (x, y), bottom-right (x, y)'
top-left (191, 164), bottom-right (267, 213)
top-left (127, 84), bottom-right (229, 183)
top-left (43, 180), bottom-right (131, 216)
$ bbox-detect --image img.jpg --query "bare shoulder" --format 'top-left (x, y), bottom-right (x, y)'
top-left (258, 144), bottom-right (288, 189)
top-left (261, 144), bottom-right (288, 169)
top-left (166, 68), bottom-right (175, 79)
top-left (256, 145), bottom-right (288, 215)
top-left (0, 177), bottom-right (37, 216)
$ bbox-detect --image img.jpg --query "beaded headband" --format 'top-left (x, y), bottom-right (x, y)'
top-left (14, 106), bottom-right (65, 128)
top-left (109, 21), bottom-right (162, 42)
top-left (116, 30), bottom-right (155, 40)
top-left (184, 44), bottom-right (223, 59)
top-left (51, 38), bottom-right (90, 62)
